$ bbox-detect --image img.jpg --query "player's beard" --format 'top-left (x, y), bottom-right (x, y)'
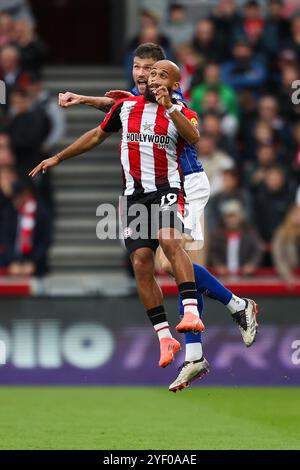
top-left (144, 85), bottom-right (157, 103)
top-left (145, 85), bottom-right (172, 103)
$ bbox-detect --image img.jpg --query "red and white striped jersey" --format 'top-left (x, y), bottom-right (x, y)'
top-left (100, 95), bottom-right (198, 196)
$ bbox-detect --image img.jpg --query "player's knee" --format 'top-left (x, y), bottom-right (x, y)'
top-left (131, 251), bottom-right (153, 277)
top-left (160, 238), bottom-right (181, 262)
top-left (160, 257), bottom-right (172, 274)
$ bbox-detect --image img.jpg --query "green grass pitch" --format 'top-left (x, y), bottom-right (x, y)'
top-left (0, 387), bottom-right (299, 450)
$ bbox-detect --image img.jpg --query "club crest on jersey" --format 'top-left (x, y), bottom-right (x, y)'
top-left (126, 132), bottom-right (170, 149)
top-left (142, 121), bottom-right (155, 133)
top-left (123, 227), bottom-right (133, 239)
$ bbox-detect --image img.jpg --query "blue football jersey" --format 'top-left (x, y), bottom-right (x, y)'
top-left (131, 85), bottom-right (203, 176)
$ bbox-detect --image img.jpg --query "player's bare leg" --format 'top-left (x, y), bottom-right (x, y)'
top-left (156, 238), bottom-right (258, 348)
top-left (158, 227), bottom-right (205, 334)
top-left (130, 247), bottom-right (181, 368)
top-left (156, 238), bottom-right (208, 391)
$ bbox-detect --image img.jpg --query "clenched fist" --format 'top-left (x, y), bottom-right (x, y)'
top-left (58, 91), bottom-right (82, 108)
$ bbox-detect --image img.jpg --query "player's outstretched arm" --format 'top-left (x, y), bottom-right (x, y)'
top-left (29, 127), bottom-right (110, 177)
top-left (155, 86), bottom-right (199, 145)
top-left (58, 91), bottom-right (115, 113)
top-left (105, 90), bottom-right (133, 100)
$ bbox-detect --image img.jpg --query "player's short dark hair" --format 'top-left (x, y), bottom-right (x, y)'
top-left (133, 43), bottom-right (166, 61)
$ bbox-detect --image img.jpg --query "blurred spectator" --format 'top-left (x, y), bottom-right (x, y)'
top-left (126, 10), bottom-right (172, 82)
top-left (27, 76), bottom-right (66, 155)
top-left (0, 131), bottom-right (10, 149)
top-left (241, 120), bottom-right (276, 164)
top-left (210, 0), bottom-right (241, 59)
top-left (0, 44), bottom-right (30, 103)
top-left (238, 88), bottom-right (257, 143)
top-left (234, 0), bottom-right (265, 59)
top-left (272, 204), bottom-right (300, 285)
top-left (244, 142), bottom-right (280, 188)
top-left (8, 88), bottom-right (49, 174)
top-left (200, 89), bottom-right (239, 138)
top-left (252, 164), bottom-right (296, 244)
top-left (284, 0), bottom-right (300, 17)
top-left (278, 64), bottom-right (300, 122)
top-left (0, 178), bottom-right (52, 276)
top-left (197, 133), bottom-right (235, 196)
top-left (263, 0), bottom-right (291, 59)
top-left (0, 164), bottom-right (18, 198)
top-left (291, 122), bottom-right (300, 184)
top-left (0, 0), bottom-right (34, 24)
top-left (0, 142), bottom-right (15, 167)
top-left (258, 95), bottom-right (292, 144)
top-left (191, 62), bottom-right (239, 119)
top-left (0, 164), bottom-right (18, 232)
top-left (282, 14), bottom-right (300, 61)
top-left (278, 47), bottom-right (298, 74)
top-left (209, 199), bottom-right (263, 276)
top-left (163, 4), bottom-right (194, 49)
top-left (208, 167), bottom-right (251, 230)
top-left (175, 43), bottom-right (203, 101)
top-left (13, 20), bottom-right (47, 74)
top-left (242, 94), bottom-right (292, 162)
top-left (0, 12), bottom-right (14, 47)
top-left (221, 39), bottom-right (267, 92)
top-left (191, 18), bottom-right (225, 63)
top-left (202, 112), bottom-right (237, 160)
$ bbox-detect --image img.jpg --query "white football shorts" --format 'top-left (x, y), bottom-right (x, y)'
top-left (183, 172), bottom-right (210, 243)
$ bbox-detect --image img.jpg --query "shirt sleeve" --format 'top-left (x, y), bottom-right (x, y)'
top-left (181, 107), bottom-right (200, 131)
top-left (100, 100), bottom-right (123, 133)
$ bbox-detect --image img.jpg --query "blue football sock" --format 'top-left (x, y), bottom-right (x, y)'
top-left (193, 263), bottom-right (232, 305)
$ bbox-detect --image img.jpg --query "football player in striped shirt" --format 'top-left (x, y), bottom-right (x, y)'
top-left (30, 60), bottom-right (210, 378)
top-left (57, 45), bottom-right (258, 392)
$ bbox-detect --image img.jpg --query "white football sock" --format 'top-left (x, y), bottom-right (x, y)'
top-left (226, 295), bottom-right (246, 314)
top-left (182, 299), bottom-right (199, 317)
top-left (154, 321), bottom-right (172, 340)
top-left (185, 342), bottom-right (203, 362)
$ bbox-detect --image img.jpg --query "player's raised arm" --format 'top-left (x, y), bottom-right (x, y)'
top-left (58, 91), bottom-right (115, 113)
top-left (155, 86), bottom-right (199, 145)
top-left (29, 126), bottom-right (111, 177)
top-left (30, 98), bottom-right (123, 177)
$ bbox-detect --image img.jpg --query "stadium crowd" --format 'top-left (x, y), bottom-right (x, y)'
top-left (0, 0), bottom-right (300, 284)
top-left (130, 0), bottom-right (300, 285)
top-left (0, 1), bottom-right (64, 276)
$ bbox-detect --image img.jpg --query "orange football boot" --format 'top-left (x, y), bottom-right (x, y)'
top-left (176, 312), bottom-right (205, 334)
top-left (159, 338), bottom-right (181, 368)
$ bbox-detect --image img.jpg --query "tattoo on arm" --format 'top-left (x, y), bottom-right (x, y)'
top-left (96, 103), bottom-right (113, 113)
